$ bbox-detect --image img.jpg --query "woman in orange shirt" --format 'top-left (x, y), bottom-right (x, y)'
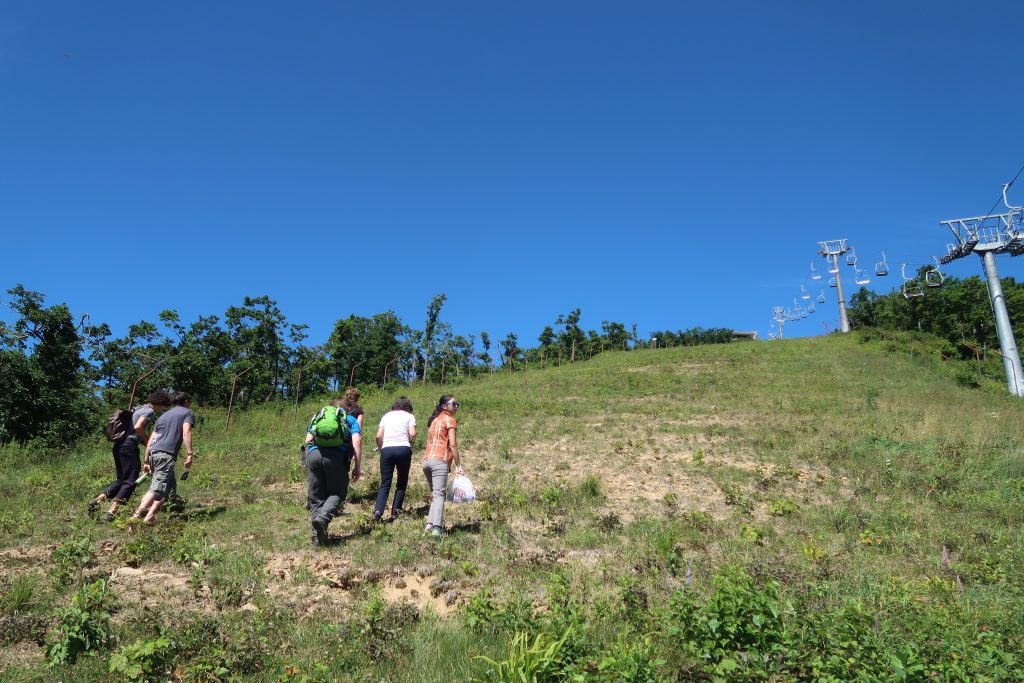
top-left (422, 394), bottom-right (464, 537)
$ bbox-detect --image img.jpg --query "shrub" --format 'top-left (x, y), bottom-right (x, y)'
top-left (50, 536), bottom-right (94, 584)
top-left (663, 568), bottom-right (787, 675)
top-left (46, 578), bottom-right (118, 665)
top-left (108, 635), bottom-right (175, 682)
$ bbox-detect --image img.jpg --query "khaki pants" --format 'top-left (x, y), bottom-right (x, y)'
top-left (422, 459), bottom-right (449, 528)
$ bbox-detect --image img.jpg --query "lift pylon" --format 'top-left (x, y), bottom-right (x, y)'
top-left (939, 183), bottom-right (1024, 396)
top-left (817, 239), bottom-right (851, 333)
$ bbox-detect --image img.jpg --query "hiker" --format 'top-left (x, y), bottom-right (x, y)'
top-left (422, 395), bottom-right (464, 537)
top-left (342, 386), bottom-right (365, 430)
top-left (130, 391), bottom-right (195, 525)
top-left (303, 397), bottom-right (362, 546)
top-left (373, 397), bottom-right (416, 523)
top-left (90, 390), bottom-right (172, 521)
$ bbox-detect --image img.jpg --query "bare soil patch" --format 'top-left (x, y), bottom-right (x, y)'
top-left (108, 564), bottom-right (213, 615)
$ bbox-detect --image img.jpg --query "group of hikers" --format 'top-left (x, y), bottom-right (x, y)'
top-left (90, 387), bottom-right (466, 546)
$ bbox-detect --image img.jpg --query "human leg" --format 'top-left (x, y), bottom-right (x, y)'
top-left (140, 452), bottom-right (175, 523)
top-left (375, 448), bottom-right (399, 518)
top-left (422, 459), bottom-right (448, 529)
top-left (391, 447), bottom-right (412, 517)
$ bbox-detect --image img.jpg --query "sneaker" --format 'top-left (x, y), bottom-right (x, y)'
top-left (88, 500), bottom-right (99, 514)
top-left (424, 523), bottom-right (433, 534)
top-left (103, 511), bottom-right (115, 522)
top-left (430, 526), bottom-right (442, 538)
top-left (311, 518), bottom-right (329, 546)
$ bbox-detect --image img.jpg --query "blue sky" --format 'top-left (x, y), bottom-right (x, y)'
top-left (2, 1), bottom-right (1023, 346)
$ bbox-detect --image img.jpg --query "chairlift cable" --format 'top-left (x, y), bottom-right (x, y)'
top-left (980, 161), bottom-right (1024, 220)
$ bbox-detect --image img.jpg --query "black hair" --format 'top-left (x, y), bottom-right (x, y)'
top-left (391, 396), bottom-right (413, 414)
top-left (427, 395), bottom-right (455, 428)
top-left (172, 391), bottom-right (191, 406)
top-left (146, 390), bottom-right (172, 407)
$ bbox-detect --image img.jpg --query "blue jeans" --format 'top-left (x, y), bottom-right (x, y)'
top-left (375, 446), bottom-right (412, 518)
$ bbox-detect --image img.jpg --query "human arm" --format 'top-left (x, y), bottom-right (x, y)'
top-left (448, 424), bottom-right (462, 475)
top-left (182, 422), bottom-right (194, 469)
top-left (376, 424), bottom-right (384, 450)
top-left (351, 433), bottom-right (362, 483)
top-left (143, 429), bottom-right (157, 473)
top-left (133, 415), bottom-right (149, 442)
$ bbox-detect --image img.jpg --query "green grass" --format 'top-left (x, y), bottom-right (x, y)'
top-left (2, 332), bottom-right (1024, 680)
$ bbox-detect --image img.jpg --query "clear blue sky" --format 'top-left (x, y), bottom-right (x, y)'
top-left (2, 1), bottom-right (1023, 345)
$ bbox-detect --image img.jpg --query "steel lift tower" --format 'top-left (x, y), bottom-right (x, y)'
top-left (940, 184), bottom-right (1024, 396)
top-left (817, 239), bottom-right (851, 333)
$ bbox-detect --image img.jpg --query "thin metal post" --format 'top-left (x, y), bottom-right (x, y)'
top-left (294, 358), bottom-right (319, 415)
top-left (383, 356), bottom-right (400, 385)
top-left (127, 364), bottom-right (162, 410)
top-left (981, 251), bottom-right (1024, 395)
top-left (833, 254), bottom-right (851, 333)
top-left (349, 359), bottom-right (367, 387)
top-left (227, 366), bottom-right (254, 427)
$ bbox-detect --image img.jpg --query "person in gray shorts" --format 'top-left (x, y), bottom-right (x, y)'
top-left (130, 391), bottom-right (195, 525)
top-left (89, 390), bottom-right (171, 521)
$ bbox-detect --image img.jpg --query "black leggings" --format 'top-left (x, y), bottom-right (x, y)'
top-left (103, 439), bottom-right (141, 502)
top-left (375, 446), bottom-right (412, 517)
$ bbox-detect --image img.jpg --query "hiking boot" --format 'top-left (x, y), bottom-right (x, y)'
top-left (88, 500), bottom-right (99, 514)
top-left (311, 518), bottom-right (329, 546)
top-left (103, 511), bottom-right (116, 522)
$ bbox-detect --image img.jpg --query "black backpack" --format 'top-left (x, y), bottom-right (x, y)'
top-left (105, 409), bottom-right (134, 443)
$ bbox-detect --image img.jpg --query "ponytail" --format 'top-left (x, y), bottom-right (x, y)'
top-left (427, 395), bottom-right (454, 429)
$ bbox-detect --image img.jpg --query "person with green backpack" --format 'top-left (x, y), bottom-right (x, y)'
top-left (302, 397), bottom-right (362, 546)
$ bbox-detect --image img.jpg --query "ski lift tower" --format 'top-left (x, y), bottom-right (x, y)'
top-left (772, 306), bottom-right (789, 339)
top-left (939, 184), bottom-right (1024, 396)
top-left (817, 239), bottom-right (852, 333)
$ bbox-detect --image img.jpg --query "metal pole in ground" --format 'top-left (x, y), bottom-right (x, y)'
top-left (980, 251), bottom-right (1024, 395)
top-left (833, 254), bottom-right (851, 333)
top-left (227, 366), bottom-right (254, 427)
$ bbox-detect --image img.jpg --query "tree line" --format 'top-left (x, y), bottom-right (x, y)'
top-left (846, 271), bottom-right (1024, 357)
top-left (0, 286), bottom-right (736, 446)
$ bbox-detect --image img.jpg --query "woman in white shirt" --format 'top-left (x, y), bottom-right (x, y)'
top-left (374, 397), bottom-right (417, 522)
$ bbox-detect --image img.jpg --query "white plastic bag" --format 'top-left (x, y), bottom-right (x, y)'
top-left (449, 474), bottom-right (476, 503)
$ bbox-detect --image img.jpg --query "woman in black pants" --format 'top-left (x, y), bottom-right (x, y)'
top-left (374, 397), bottom-right (417, 522)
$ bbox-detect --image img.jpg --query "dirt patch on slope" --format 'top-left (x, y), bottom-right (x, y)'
top-left (108, 564), bottom-right (213, 614)
top-left (263, 553), bottom-right (460, 617)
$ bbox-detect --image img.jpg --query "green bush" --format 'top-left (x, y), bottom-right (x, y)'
top-left (108, 635), bottom-right (175, 682)
top-left (50, 536), bottom-right (94, 584)
top-left (46, 578), bottom-right (118, 665)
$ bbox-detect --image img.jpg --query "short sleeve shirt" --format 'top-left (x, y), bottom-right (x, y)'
top-left (126, 405), bottom-right (155, 443)
top-left (424, 413), bottom-right (456, 464)
top-left (379, 410), bottom-right (416, 449)
top-left (148, 406), bottom-right (195, 456)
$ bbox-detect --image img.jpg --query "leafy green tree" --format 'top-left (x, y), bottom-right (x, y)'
top-left (327, 311), bottom-right (409, 387)
top-left (501, 332), bottom-right (520, 371)
top-left (421, 293), bottom-right (447, 382)
top-left (0, 286), bottom-right (97, 445)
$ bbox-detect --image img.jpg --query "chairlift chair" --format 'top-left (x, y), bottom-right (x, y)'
top-left (875, 251), bottom-right (889, 277)
top-left (846, 248), bottom-right (858, 267)
top-left (854, 268), bottom-right (871, 286)
top-left (827, 255), bottom-right (839, 274)
top-left (817, 290), bottom-right (826, 304)
top-left (925, 257), bottom-right (945, 288)
top-left (800, 284), bottom-right (811, 300)
top-left (810, 262), bottom-right (822, 281)
top-left (901, 264), bottom-right (924, 300)
top-left (828, 276), bottom-right (837, 288)
top-left (807, 302), bottom-right (816, 314)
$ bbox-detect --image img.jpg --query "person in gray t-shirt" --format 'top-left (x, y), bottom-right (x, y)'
top-left (89, 391), bottom-right (171, 521)
top-left (130, 391), bottom-right (196, 525)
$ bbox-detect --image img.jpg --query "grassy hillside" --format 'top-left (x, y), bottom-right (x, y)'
top-left (2, 334), bottom-right (1023, 681)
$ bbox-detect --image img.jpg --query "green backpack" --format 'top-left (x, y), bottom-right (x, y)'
top-left (309, 406), bottom-right (351, 448)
